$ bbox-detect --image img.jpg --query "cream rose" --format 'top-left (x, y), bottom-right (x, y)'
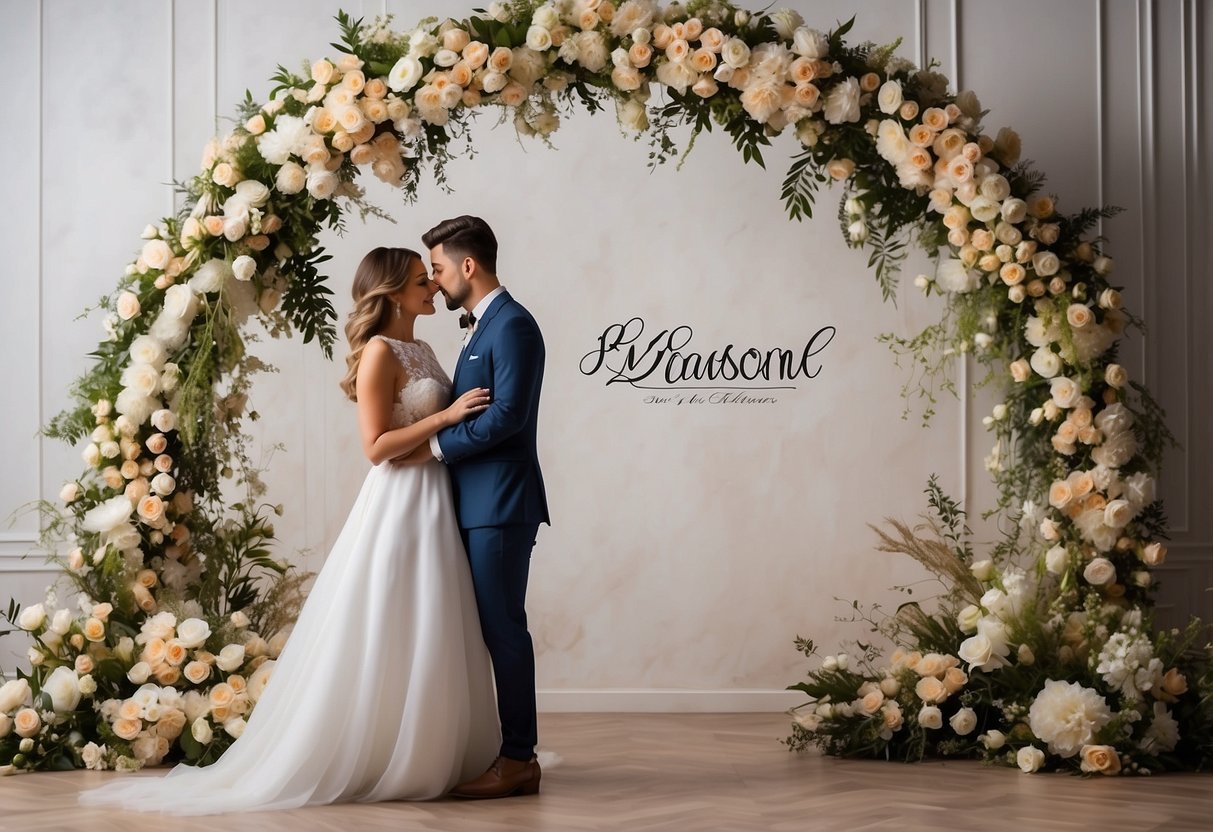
top-left (915, 676), bottom-right (948, 704)
top-left (949, 707), bottom-right (977, 736)
top-left (1017, 746), bottom-right (1045, 773)
top-left (1083, 558), bottom-right (1116, 586)
top-left (1142, 542), bottom-right (1167, 566)
top-left (14, 708), bottom-right (41, 738)
top-left (917, 705), bottom-right (943, 729)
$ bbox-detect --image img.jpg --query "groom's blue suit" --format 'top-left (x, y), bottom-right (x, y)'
top-left (436, 289), bottom-right (548, 762)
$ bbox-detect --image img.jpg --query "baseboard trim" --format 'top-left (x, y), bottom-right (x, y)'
top-left (536, 689), bottom-right (803, 713)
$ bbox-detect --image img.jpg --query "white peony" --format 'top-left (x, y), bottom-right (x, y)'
top-left (1028, 679), bottom-right (1112, 757)
top-left (935, 259), bottom-right (980, 293)
top-left (256, 115), bottom-right (311, 165)
top-left (82, 495), bottom-right (134, 534)
top-left (823, 77), bottom-right (861, 124)
top-left (768, 8), bottom-right (805, 40)
top-left (1049, 376), bottom-right (1082, 409)
top-left (526, 25), bottom-right (553, 51)
top-left (190, 258), bottom-right (233, 294)
top-left (306, 169), bottom-right (339, 200)
top-left (1140, 702), bottom-right (1180, 754)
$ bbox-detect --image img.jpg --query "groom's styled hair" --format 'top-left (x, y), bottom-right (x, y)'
top-left (422, 215), bottom-right (498, 274)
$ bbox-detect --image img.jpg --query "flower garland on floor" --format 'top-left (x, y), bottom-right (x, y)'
top-left (1, 0), bottom-right (1209, 776)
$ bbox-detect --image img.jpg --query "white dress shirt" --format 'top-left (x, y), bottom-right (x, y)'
top-left (431, 286), bottom-right (507, 462)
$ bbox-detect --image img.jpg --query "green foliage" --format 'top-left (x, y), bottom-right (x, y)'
top-left (279, 249), bottom-right (338, 358)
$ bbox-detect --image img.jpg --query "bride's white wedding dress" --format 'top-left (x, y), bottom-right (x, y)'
top-left (79, 336), bottom-right (500, 814)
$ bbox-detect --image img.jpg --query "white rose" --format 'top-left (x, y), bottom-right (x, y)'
top-left (768, 8), bottom-right (805, 40)
top-left (0, 679), bottom-right (31, 712)
top-left (274, 161), bottom-right (306, 194)
top-left (957, 604), bottom-right (981, 633)
top-left (791, 27), bottom-right (828, 59)
top-left (526, 25), bottom-right (553, 51)
top-left (949, 707), bottom-right (977, 735)
top-left (129, 335), bottom-right (167, 369)
top-left (50, 608), bottom-right (72, 635)
top-left (17, 603), bottom-right (47, 632)
top-left (970, 559), bottom-right (994, 581)
top-left (230, 610), bottom-right (251, 628)
top-left (1032, 251), bottom-right (1060, 277)
top-left (232, 255), bottom-right (257, 282)
top-left (1083, 557), bottom-right (1116, 586)
top-left (115, 291), bottom-right (141, 321)
top-left (1030, 346), bottom-right (1062, 379)
top-left (60, 482), bottom-right (81, 503)
top-left (141, 239), bottom-right (172, 271)
top-left (223, 717), bottom-right (247, 739)
top-left (127, 662), bottom-right (151, 684)
top-left (306, 169), bottom-right (338, 200)
top-left (1104, 363), bottom-right (1128, 389)
top-left (721, 37), bottom-right (750, 69)
top-left (1050, 377), bottom-right (1081, 409)
top-left (617, 98), bottom-right (649, 131)
top-left (387, 56), bottom-right (423, 92)
top-left (874, 80), bottom-right (904, 115)
top-left (43, 666), bottom-right (82, 712)
top-left (120, 363), bottom-right (161, 398)
top-left (175, 618), bottom-right (211, 649)
top-left (980, 730), bottom-right (1007, 750)
top-left (233, 179), bottom-right (270, 207)
top-left (1017, 746), bottom-right (1045, 773)
top-left (1103, 499), bottom-right (1133, 529)
top-left (1045, 545), bottom-right (1069, 574)
top-left (151, 472), bottom-right (176, 496)
top-left (191, 717), bottom-right (213, 745)
top-left (979, 175), bottom-right (1011, 202)
top-left (216, 643), bottom-right (246, 672)
top-left (823, 77), bottom-right (861, 124)
top-left (917, 705), bottom-right (943, 730)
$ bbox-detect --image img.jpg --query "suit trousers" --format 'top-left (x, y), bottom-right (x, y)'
top-left (461, 522), bottom-right (540, 761)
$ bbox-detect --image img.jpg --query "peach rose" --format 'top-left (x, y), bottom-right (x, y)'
top-left (942, 666), bottom-right (968, 696)
top-left (360, 98), bottom-right (389, 123)
top-left (1079, 745), bottom-right (1122, 775)
top-left (118, 699), bottom-right (142, 721)
top-left (209, 683), bottom-right (235, 709)
top-left (628, 43), bottom-right (652, 67)
top-left (689, 47), bottom-right (716, 73)
top-left (142, 637), bottom-right (167, 665)
top-left (443, 28), bottom-right (470, 53)
top-left (363, 77), bottom-right (387, 99)
top-left (915, 676), bottom-right (948, 703)
top-left (488, 46), bottom-right (513, 73)
top-left (700, 27), bottom-right (725, 52)
top-left (132, 583), bottom-right (156, 612)
top-left (915, 653), bottom-right (950, 678)
top-left (500, 82), bottom-right (528, 107)
top-left (75, 654), bottom-right (95, 674)
top-left (860, 690), bottom-right (885, 715)
top-left (1142, 542), bottom-right (1167, 566)
top-left (859, 72), bottom-right (880, 92)
top-left (922, 107), bottom-right (948, 131)
top-left (899, 100), bottom-right (919, 120)
top-left (155, 665), bottom-right (180, 686)
top-left (350, 144), bottom-right (376, 166)
top-left (463, 41), bottom-right (489, 70)
top-left (165, 640), bottom-right (188, 667)
top-left (138, 495), bottom-right (166, 524)
top-left (184, 661), bottom-right (211, 685)
top-left (113, 718), bottom-right (142, 741)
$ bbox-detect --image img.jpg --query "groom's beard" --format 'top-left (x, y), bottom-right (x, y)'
top-left (442, 281), bottom-right (470, 311)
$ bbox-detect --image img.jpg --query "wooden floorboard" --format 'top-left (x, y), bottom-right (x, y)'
top-left (1, 714), bottom-right (1210, 831)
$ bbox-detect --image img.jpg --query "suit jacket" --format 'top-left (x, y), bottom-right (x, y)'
top-left (438, 291), bottom-right (550, 530)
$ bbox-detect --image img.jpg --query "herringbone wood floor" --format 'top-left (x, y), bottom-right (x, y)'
top-left (1, 714), bottom-right (1210, 831)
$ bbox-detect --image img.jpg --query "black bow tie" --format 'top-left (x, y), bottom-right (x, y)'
top-left (459, 312), bottom-right (477, 330)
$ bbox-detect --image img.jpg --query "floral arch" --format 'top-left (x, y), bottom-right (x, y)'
top-left (1, 0), bottom-right (1209, 777)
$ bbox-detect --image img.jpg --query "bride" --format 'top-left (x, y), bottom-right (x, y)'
top-left (80, 246), bottom-right (501, 814)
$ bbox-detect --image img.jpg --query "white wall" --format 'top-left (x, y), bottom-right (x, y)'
top-left (1, 0), bottom-right (1209, 710)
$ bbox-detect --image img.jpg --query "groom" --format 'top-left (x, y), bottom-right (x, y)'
top-left (416, 215), bottom-right (549, 798)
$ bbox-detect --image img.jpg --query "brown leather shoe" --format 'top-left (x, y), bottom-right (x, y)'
top-left (449, 755), bottom-right (541, 799)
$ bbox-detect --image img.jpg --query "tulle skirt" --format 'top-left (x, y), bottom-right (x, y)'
top-left (79, 460), bottom-right (500, 814)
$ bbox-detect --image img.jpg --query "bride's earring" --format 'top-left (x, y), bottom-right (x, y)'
top-left (393, 301), bottom-right (401, 318)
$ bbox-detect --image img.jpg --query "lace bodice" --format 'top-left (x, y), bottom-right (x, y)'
top-left (374, 337), bottom-right (452, 428)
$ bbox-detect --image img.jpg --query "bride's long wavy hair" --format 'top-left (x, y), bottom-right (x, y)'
top-left (339, 246), bottom-right (422, 401)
